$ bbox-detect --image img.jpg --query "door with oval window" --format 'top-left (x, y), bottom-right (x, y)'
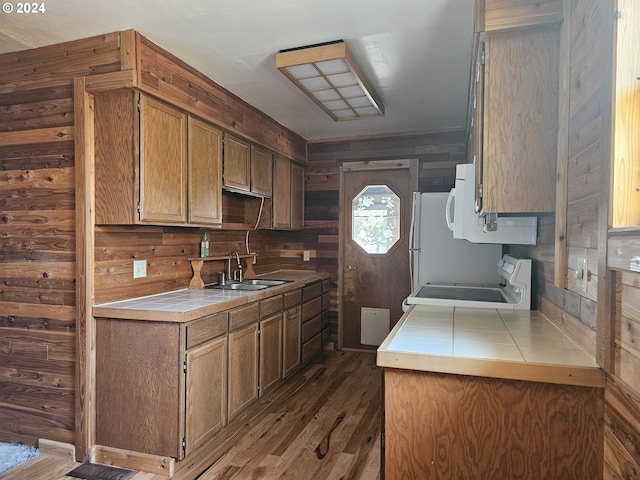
top-left (340, 161), bottom-right (415, 350)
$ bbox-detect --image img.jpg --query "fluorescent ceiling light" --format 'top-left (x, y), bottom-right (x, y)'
top-left (276, 40), bottom-right (384, 121)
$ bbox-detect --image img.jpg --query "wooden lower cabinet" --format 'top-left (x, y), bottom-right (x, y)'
top-left (384, 368), bottom-right (604, 480)
top-left (283, 304), bottom-right (301, 378)
top-left (95, 280), bottom-right (323, 460)
top-left (228, 322), bottom-right (259, 421)
top-left (259, 312), bottom-right (283, 396)
top-left (302, 283), bottom-right (323, 363)
top-left (95, 313), bottom-right (228, 460)
top-left (184, 335), bottom-right (227, 456)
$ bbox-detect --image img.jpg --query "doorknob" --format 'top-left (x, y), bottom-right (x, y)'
top-left (345, 265), bottom-right (358, 271)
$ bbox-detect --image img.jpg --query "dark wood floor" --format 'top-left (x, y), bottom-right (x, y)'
top-left (0, 351), bottom-right (382, 480)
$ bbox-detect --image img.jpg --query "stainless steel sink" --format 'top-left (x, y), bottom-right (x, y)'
top-left (207, 282), bottom-right (268, 291)
top-left (205, 279), bottom-right (290, 290)
top-left (242, 279), bottom-right (289, 286)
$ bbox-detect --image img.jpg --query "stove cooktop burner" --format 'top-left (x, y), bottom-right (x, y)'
top-left (415, 285), bottom-right (507, 303)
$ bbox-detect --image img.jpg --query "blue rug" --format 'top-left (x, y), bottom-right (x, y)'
top-left (0, 442), bottom-right (39, 474)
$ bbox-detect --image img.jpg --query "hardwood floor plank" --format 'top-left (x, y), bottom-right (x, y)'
top-left (201, 351), bottom-right (381, 480)
top-left (3, 351), bottom-right (381, 480)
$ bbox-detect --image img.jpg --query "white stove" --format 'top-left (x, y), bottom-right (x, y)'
top-left (405, 255), bottom-right (532, 311)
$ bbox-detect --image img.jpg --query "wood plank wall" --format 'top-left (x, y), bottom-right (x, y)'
top-left (307, 131), bottom-right (467, 342)
top-left (510, 1), bottom-right (640, 477)
top-left (0, 32), bottom-right (124, 446)
top-left (0, 30), bottom-right (306, 448)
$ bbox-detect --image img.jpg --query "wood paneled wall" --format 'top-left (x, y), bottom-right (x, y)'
top-left (510, 1), bottom-right (640, 477)
top-left (94, 227), bottom-right (286, 304)
top-left (0, 32), bottom-right (125, 446)
top-left (0, 29), bottom-right (306, 448)
top-left (307, 131), bottom-right (467, 342)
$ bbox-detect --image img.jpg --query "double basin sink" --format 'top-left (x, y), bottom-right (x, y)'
top-left (205, 279), bottom-right (290, 291)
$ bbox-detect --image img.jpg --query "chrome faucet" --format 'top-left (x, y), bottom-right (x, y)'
top-left (229, 250), bottom-right (243, 282)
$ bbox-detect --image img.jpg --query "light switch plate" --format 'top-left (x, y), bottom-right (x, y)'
top-left (303, 250), bottom-right (310, 262)
top-left (575, 256), bottom-right (587, 292)
top-left (133, 260), bottom-right (147, 279)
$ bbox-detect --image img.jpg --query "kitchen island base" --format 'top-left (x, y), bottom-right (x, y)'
top-left (384, 368), bottom-right (603, 479)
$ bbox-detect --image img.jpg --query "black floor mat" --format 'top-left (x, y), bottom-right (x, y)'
top-left (66, 463), bottom-right (134, 480)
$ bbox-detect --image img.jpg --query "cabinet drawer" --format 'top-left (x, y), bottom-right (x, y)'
top-left (321, 310), bottom-right (331, 330)
top-left (322, 278), bottom-right (331, 293)
top-left (283, 289), bottom-right (302, 308)
top-left (229, 302), bottom-right (259, 331)
top-left (302, 281), bottom-right (322, 302)
top-left (302, 296), bottom-right (322, 323)
top-left (186, 312), bottom-right (228, 350)
top-left (302, 314), bottom-right (321, 343)
top-left (260, 295), bottom-right (283, 318)
top-left (302, 333), bottom-right (322, 363)
top-left (322, 292), bottom-right (330, 311)
top-left (286, 305), bottom-right (301, 319)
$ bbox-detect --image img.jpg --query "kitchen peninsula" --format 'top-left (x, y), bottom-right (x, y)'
top-left (92, 271), bottom-right (329, 470)
top-left (377, 305), bottom-right (606, 479)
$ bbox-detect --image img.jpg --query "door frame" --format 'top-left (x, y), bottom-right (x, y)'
top-left (338, 159), bottom-right (419, 350)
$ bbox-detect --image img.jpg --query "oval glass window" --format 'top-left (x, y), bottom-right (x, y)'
top-left (352, 185), bottom-right (400, 254)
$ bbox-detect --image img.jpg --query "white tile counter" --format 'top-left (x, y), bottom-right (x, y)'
top-left (93, 271), bottom-right (328, 323)
top-left (377, 305), bottom-right (606, 387)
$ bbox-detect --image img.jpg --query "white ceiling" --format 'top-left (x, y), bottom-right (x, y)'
top-left (0, 0), bottom-right (475, 141)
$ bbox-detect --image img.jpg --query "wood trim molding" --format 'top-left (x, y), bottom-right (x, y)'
top-left (90, 445), bottom-right (175, 477)
top-left (553, 0), bottom-right (571, 289)
top-left (341, 159), bottom-right (415, 171)
top-left (74, 77), bottom-right (96, 460)
top-left (596, 0), bottom-right (617, 373)
top-left (83, 70), bottom-right (137, 93)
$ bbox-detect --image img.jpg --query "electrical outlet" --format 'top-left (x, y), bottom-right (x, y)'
top-left (575, 256), bottom-right (587, 292)
top-left (303, 250), bottom-right (310, 262)
top-left (133, 260), bottom-right (147, 279)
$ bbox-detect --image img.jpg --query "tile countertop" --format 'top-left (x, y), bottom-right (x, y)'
top-left (92, 271), bottom-right (329, 323)
top-left (377, 305), bottom-right (606, 388)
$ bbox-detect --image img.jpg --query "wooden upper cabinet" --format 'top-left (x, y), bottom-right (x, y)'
top-left (139, 94), bottom-right (188, 224)
top-left (223, 134), bottom-right (251, 192)
top-left (223, 134), bottom-right (273, 197)
top-left (478, 0), bottom-right (563, 32)
top-left (95, 90), bottom-right (223, 226)
top-left (251, 145), bottom-right (273, 197)
top-left (188, 118), bottom-right (223, 225)
top-left (473, 25), bottom-right (559, 214)
top-left (290, 162), bottom-right (305, 230)
top-left (272, 155), bottom-right (292, 229)
top-left (272, 156), bottom-right (305, 230)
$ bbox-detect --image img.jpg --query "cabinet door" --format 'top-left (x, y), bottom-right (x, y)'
top-left (188, 118), bottom-right (223, 225)
top-left (251, 145), bottom-right (273, 197)
top-left (184, 335), bottom-right (227, 456)
top-left (283, 306), bottom-right (301, 378)
top-left (290, 163), bottom-right (305, 230)
top-left (259, 313), bottom-right (282, 397)
top-left (223, 134), bottom-right (251, 192)
top-left (139, 94), bottom-right (188, 223)
top-left (272, 156), bottom-right (292, 229)
top-left (228, 323), bottom-right (258, 421)
top-left (482, 26), bottom-right (558, 213)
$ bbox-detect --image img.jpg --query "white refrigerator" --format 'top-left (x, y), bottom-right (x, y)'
top-left (409, 192), bottom-right (503, 292)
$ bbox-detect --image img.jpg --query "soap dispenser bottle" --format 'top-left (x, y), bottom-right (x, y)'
top-left (200, 232), bottom-right (209, 257)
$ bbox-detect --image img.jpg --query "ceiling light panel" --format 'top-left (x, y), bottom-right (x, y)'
top-left (276, 40), bottom-right (384, 121)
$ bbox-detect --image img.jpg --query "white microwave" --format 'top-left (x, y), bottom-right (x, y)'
top-left (445, 164), bottom-right (538, 245)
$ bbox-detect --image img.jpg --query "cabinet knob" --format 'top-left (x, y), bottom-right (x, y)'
top-left (345, 265), bottom-right (358, 272)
